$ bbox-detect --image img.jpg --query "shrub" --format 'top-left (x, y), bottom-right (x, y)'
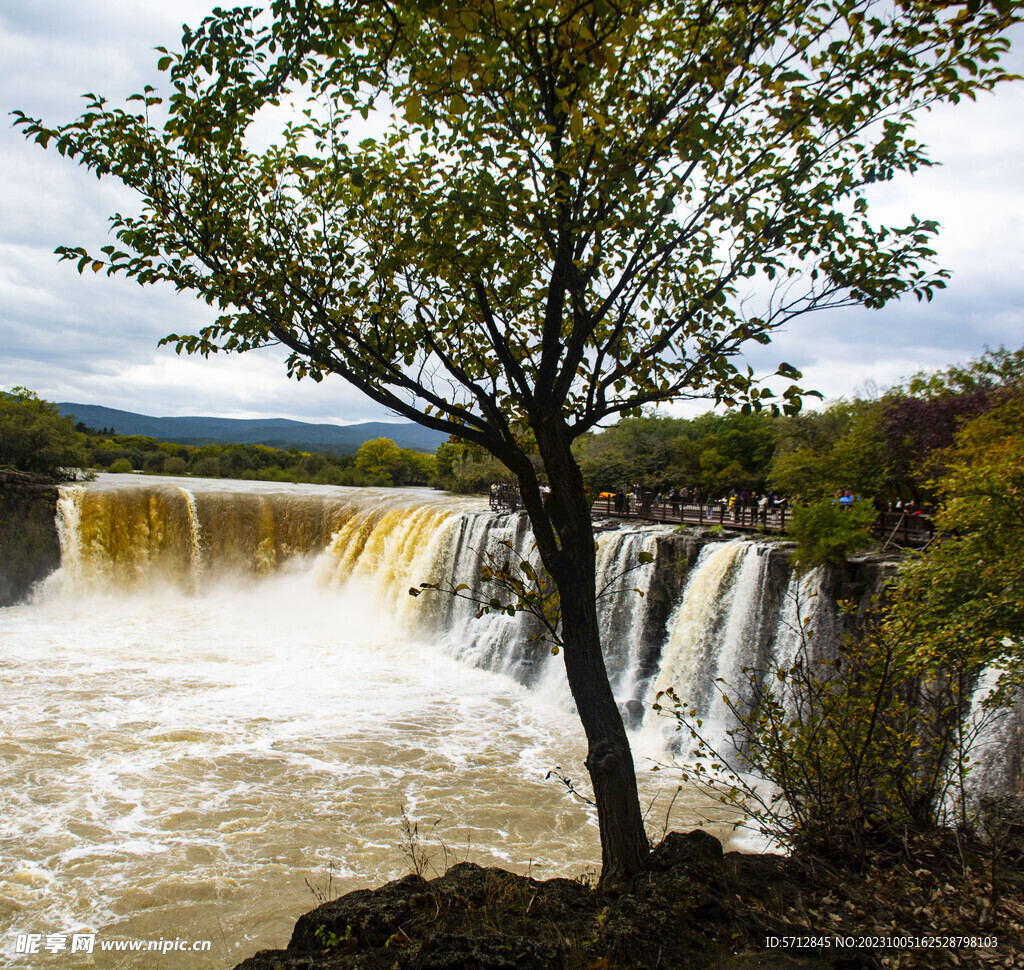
top-left (788, 497), bottom-right (876, 566)
top-left (142, 450), bottom-right (166, 473)
top-left (191, 455), bottom-right (221, 478)
top-left (108, 458), bottom-right (133, 474)
top-left (657, 597), bottom-right (985, 867)
top-left (312, 464), bottom-right (344, 485)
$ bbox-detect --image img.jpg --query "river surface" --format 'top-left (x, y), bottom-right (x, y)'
top-left (1, 477), bottom-right (736, 968)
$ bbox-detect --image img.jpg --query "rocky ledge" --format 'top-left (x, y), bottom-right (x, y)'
top-left (232, 824), bottom-right (1024, 970)
top-left (233, 832), bottom-right (879, 970)
top-left (0, 467), bottom-right (60, 606)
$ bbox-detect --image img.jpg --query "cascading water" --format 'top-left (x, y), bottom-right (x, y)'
top-left (432, 511), bottom-right (543, 682)
top-left (640, 541), bottom-right (838, 763)
top-left (594, 529), bottom-right (659, 705)
top-left (771, 566), bottom-right (820, 672)
top-left (953, 663), bottom-right (1020, 810)
top-left (644, 541), bottom-right (750, 725)
top-left (2, 476), bottom-right (741, 968)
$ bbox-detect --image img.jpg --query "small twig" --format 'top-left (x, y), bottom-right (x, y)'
top-left (663, 785), bottom-right (682, 839)
top-left (546, 766), bottom-right (596, 806)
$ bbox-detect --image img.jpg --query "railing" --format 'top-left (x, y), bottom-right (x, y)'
top-left (874, 510), bottom-right (936, 547)
top-left (489, 487), bottom-right (522, 512)
top-left (587, 496), bottom-right (935, 546)
top-left (487, 489), bottom-right (934, 545)
top-left (589, 496), bottom-right (788, 532)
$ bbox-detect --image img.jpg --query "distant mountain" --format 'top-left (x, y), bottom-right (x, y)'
top-left (58, 403), bottom-right (448, 454)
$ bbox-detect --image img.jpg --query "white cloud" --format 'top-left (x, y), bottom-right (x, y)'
top-left (55, 351), bottom-right (396, 424)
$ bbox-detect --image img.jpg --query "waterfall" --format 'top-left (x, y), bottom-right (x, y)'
top-left (317, 502), bottom-right (461, 630)
top-left (435, 511), bottom-right (545, 683)
top-left (644, 541), bottom-right (750, 723)
top-left (771, 566), bottom-right (823, 672)
top-left (45, 477), bottom-right (1024, 807)
top-left (51, 481), bottom-right (796, 704)
top-left (55, 479), bottom-right (354, 590)
top-left (55, 478), bottom-right (970, 774)
top-left (639, 541), bottom-right (835, 759)
top-left (54, 485), bottom-right (86, 588)
top-left (955, 663), bottom-right (1019, 807)
top-left (764, 563), bottom-right (835, 721)
top-left (595, 529), bottom-right (658, 704)
top-left (176, 485), bottom-right (204, 590)
top-left (49, 480), bottom-right (672, 701)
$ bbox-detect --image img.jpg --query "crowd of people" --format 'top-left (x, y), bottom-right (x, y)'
top-left (604, 484), bottom-right (934, 524)
top-left (489, 482), bottom-right (520, 511)
top-left (606, 483), bottom-right (789, 520)
top-left (490, 481), bottom-right (932, 525)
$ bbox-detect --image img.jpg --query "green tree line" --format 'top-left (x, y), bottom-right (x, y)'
top-left (556, 345), bottom-right (1024, 506)
top-left (88, 432), bottom-right (436, 487)
top-left (0, 390), bottom-right (435, 487)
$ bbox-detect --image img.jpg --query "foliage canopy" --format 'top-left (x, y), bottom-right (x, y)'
top-left (0, 388), bottom-right (87, 479)
top-left (890, 391), bottom-right (1024, 701)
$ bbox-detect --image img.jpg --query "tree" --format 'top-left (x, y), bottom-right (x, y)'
top-left (877, 344), bottom-right (1024, 499)
top-left (355, 435), bottom-right (404, 482)
top-left (354, 436), bottom-right (437, 483)
top-left (904, 343), bottom-right (1024, 400)
top-left (573, 414), bottom-right (689, 491)
top-left (787, 495), bottom-right (877, 565)
top-left (767, 398), bottom-right (894, 500)
top-left (0, 388), bottom-right (88, 478)
top-left (17, 0), bottom-right (1020, 887)
top-left (685, 410), bottom-right (776, 495)
top-left (891, 391), bottom-right (1024, 700)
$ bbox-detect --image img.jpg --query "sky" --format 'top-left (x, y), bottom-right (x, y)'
top-left (1, 2), bottom-right (1022, 425)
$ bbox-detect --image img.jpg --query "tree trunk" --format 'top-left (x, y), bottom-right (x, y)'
top-left (556, 563), bottom-right (651, 890)
top-left (524, 418), bottom-right (650, 890)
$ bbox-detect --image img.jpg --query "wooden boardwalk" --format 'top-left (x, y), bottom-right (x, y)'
top-left (490, 491), bottom-right (935, 547)
top-left (590, 497), bottom-right (935, 546)
top-left (590, 495), bottom-right (790, 531)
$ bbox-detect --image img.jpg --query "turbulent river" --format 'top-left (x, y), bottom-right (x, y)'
top-left (1, 477), bottom-right (740, 968)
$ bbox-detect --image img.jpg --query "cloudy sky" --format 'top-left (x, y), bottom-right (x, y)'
top-left (1, 2), bottom-right (1022, 425)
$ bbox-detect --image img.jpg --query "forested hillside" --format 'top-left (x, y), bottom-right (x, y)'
top-left (57, 402), bottom-right (447, 454)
